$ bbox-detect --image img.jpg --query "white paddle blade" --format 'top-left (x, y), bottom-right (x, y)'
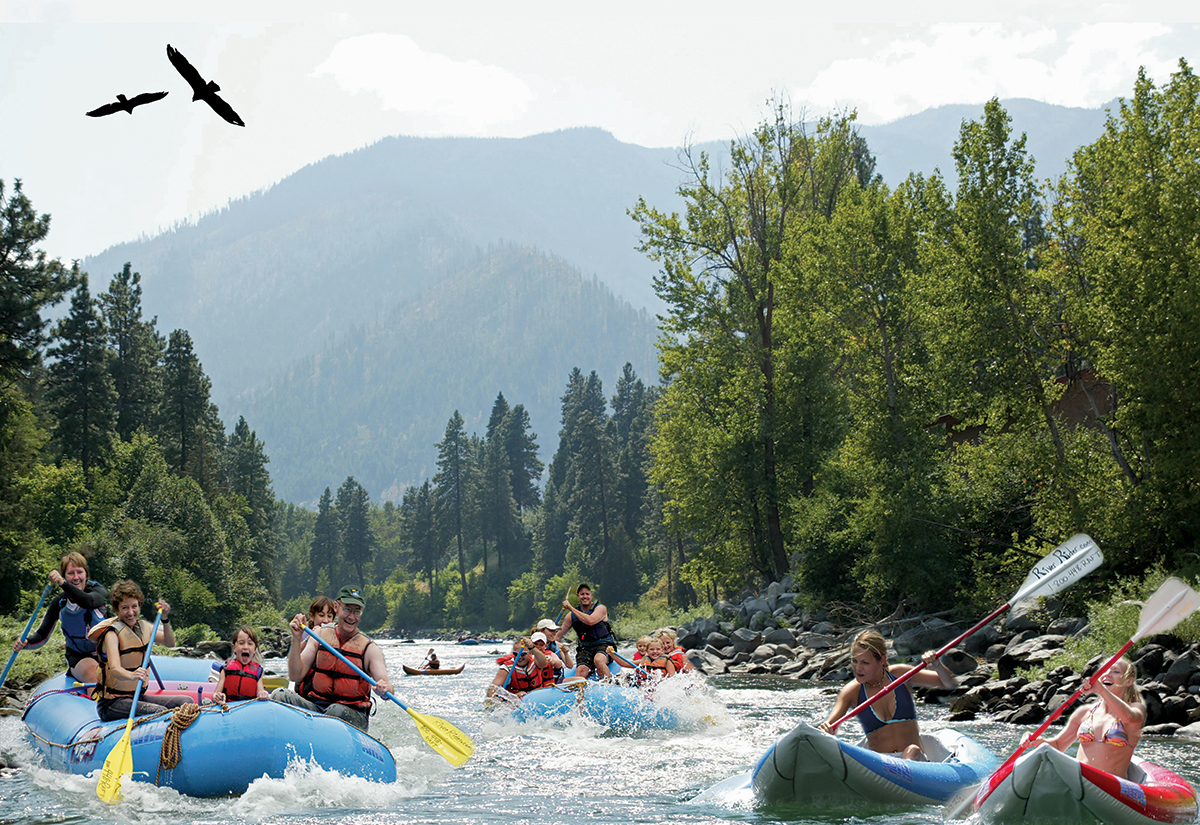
top-left (1012, 533), bottom-right (1102, 604)
top-left (1134, 577), bottom-right (1200, 641)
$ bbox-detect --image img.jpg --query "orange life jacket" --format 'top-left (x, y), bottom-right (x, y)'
top-left (222, 658), bottom-right (263, 701)
top-left (88, 617), bottom-right (151, 700)
top-left (299, 628), bottom-right (374, 709)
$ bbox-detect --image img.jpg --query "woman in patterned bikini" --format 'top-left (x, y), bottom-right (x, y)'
top-left (1027, 657), bottom-right (1145, 779)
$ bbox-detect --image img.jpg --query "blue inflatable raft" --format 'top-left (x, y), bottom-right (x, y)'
top-left (22, 657), bottom-right (397, 797)
top-left (694, 720), bottom-right (996, 808)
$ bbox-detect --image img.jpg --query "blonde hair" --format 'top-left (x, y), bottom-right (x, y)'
top-left (1110, 657), bottom-right (1142, 705)
top-left (637, 635), bottom-right (653, 647)
top-left (657, 628), bottom-right (678, 647)
top-left (851, 630), bottom-right (887, 662)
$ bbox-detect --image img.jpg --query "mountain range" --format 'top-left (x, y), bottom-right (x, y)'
top-left (83, 98), bottom-right (1115, 504)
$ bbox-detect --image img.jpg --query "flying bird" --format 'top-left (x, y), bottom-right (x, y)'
top-left (86, 91), bottom-right (169, 117)
top-left (166, 44), bottom-right (245, 127)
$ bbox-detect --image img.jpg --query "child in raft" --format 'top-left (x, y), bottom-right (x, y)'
top-left (818, 629), bottom-right (958, 761)
top-left (213, 626), bottom-right (269, 703)
top-left (657, 627), bottom-right (693, 674)
top-left (634, 637), bottom-right (676, 687)
top-left (297, 596), bottom-right (337, 654)
top-left (632, 635), bottom-right (652, 662)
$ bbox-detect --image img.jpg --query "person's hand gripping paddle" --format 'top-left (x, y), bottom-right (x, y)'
top-left (303, 627), bottom-right (473, 767)
top-left (827, 533), bottom-right (1103, 734)
top-left (945, 576), bottom-right (1200, 820)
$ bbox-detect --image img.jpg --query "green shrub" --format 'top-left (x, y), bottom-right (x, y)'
top-left (1040, 568), bottom-right (1200, 675)
top-left (174, 623), bottom-right (216, 646)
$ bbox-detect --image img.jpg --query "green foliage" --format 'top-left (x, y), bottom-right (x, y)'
top-left (1041, 569), bottom-right (1200, 676)
top-left (608, 597), bottom-right (710, 641)
top-left (174, 622), bottom-right (216, 646)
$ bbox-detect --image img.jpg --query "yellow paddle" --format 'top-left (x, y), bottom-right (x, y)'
top-left (303, 627), bottom-right (474, 767)
top-left (96, 609), bottom-right (162, 803)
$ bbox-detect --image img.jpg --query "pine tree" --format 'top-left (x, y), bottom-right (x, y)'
top-left (225, 416), bottom-right (277, 599)
top-left (46, 272), bottom-right (117, 482)
top-left (434, 411), bottom-right (472, 604)
top-left (0, 178), bottom-right (75, 380)
top-left (310, 487), bottom-right (338, 593)
top-left (159, 329), bottom-right (224, 490)
top-left (100, 263), bottom-right (163, 441)
top-left (401, 479), bottom-right (439, 614)
top-left (504, 404), bottom-right (542, 511)
top-left (336, 476), bottom-right (374, 589)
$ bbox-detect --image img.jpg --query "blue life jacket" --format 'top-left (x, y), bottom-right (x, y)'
top-left (59, 581), bottom-right (105, 654)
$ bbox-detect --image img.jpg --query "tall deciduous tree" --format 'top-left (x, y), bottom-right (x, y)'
top-left (633, 107), bottom-right (871, 583)
top-left (46, 273), bottom-right (117, 482)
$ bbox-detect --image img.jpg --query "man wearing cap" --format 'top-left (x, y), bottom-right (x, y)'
top-left (557, 583), bottom-right (617, 679)
top-left (535, 618), bottom-right (574, 678)
top-left (271, 585), bottom-right (394, 732)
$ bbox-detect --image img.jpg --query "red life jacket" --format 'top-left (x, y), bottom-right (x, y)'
top-left (300, 628), bottom-right (374, 709)
top-left (668, 649), bottom-right (688, 672)
top-left (222, 658), bottom-right (263, 701)
top-left (507, 657), bottom-right (544, 693)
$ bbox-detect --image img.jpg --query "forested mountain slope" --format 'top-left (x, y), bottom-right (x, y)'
top-left (238, 246), bottom-right (657, 503)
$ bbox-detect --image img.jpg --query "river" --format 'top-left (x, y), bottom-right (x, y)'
top-left (2, 639), bottom-right (1197, 824)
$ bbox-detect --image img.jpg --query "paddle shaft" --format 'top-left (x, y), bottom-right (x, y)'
top-left (502, 645), bottom-right (525, 690)
top-left (607, 646), bottom-right (652, 680)
top-left (301, 626), bottom-right (401, 706)
top-left (994, 583), bottom-right (1192, 775)
top-left (830, 535), bottom-right (1102, 732)
top-left (828, 602), bottom-right (1006, 731)
top-left (1, 583), bottom-right (54, 687)
top-left (125, 611), bottom-right (163, 721)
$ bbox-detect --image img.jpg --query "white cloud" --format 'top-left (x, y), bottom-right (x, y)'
top-left (795, 23), bottom-right (1177, 124)
top-left (312, 32), bottom-right (535, 134)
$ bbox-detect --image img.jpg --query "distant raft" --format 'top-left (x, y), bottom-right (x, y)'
top-left (691, 720), bottom-right (996, 808)
top-left (971, 743), bottom-right (1198, 824)
top-left (402, 664), bottom-right (465, 676)
top-left (22, 657), bottom-right (396, 797)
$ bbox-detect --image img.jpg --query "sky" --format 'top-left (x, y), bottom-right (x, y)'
top-left (2, 1), bottom-right (1198, 262)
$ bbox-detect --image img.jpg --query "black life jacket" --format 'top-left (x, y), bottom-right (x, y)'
top-left (574, 604), bottom-right (615, 645)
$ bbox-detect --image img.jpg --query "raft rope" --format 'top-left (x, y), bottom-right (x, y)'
top-left (156, 702), bottom-right (202, 785)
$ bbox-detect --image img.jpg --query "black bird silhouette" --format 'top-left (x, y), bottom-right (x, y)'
top-left (166, 44), bottom-right (245, 127)
top-left (86, 91), bottom-right (169, 117)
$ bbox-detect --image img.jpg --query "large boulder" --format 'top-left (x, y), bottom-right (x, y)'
top-left (893, 618), bottom-right (967, 656)
top-left (687, 649), bottom-right (729, 675)
top-left (763, 627), bottom-right (797, 647)
top-left (1162, 650), bottom-right (1200, 690)
top-left (1005, 601), bottom-right (1043, 633)
top-left (705, 631), bottom-right (732, 650)
top-left (730, 628), bottom-right (764, 653)
top-left (793, 632), bottom-right (837, 651)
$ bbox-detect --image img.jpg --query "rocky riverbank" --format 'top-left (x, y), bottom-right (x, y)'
top-left (675, 579), bottom-right (1200, 739)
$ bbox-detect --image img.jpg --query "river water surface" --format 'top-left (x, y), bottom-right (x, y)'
top-left (3, 639), bottom-right (1198, 824)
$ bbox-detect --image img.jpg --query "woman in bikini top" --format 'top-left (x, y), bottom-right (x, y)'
top-left (819, 629), bottom-right (960, 761)
top-left (1026, 656), bottom-right (1145, 779)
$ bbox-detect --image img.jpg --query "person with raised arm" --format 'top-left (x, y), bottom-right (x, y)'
top-left (12, 551), bottom-right (107, 685)
top-left (556, 583), bottom-right (617, 679)
top-left (271, 585), bottom-right (394, 732)
top-left (819, 629), bottom-right (958, 761)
